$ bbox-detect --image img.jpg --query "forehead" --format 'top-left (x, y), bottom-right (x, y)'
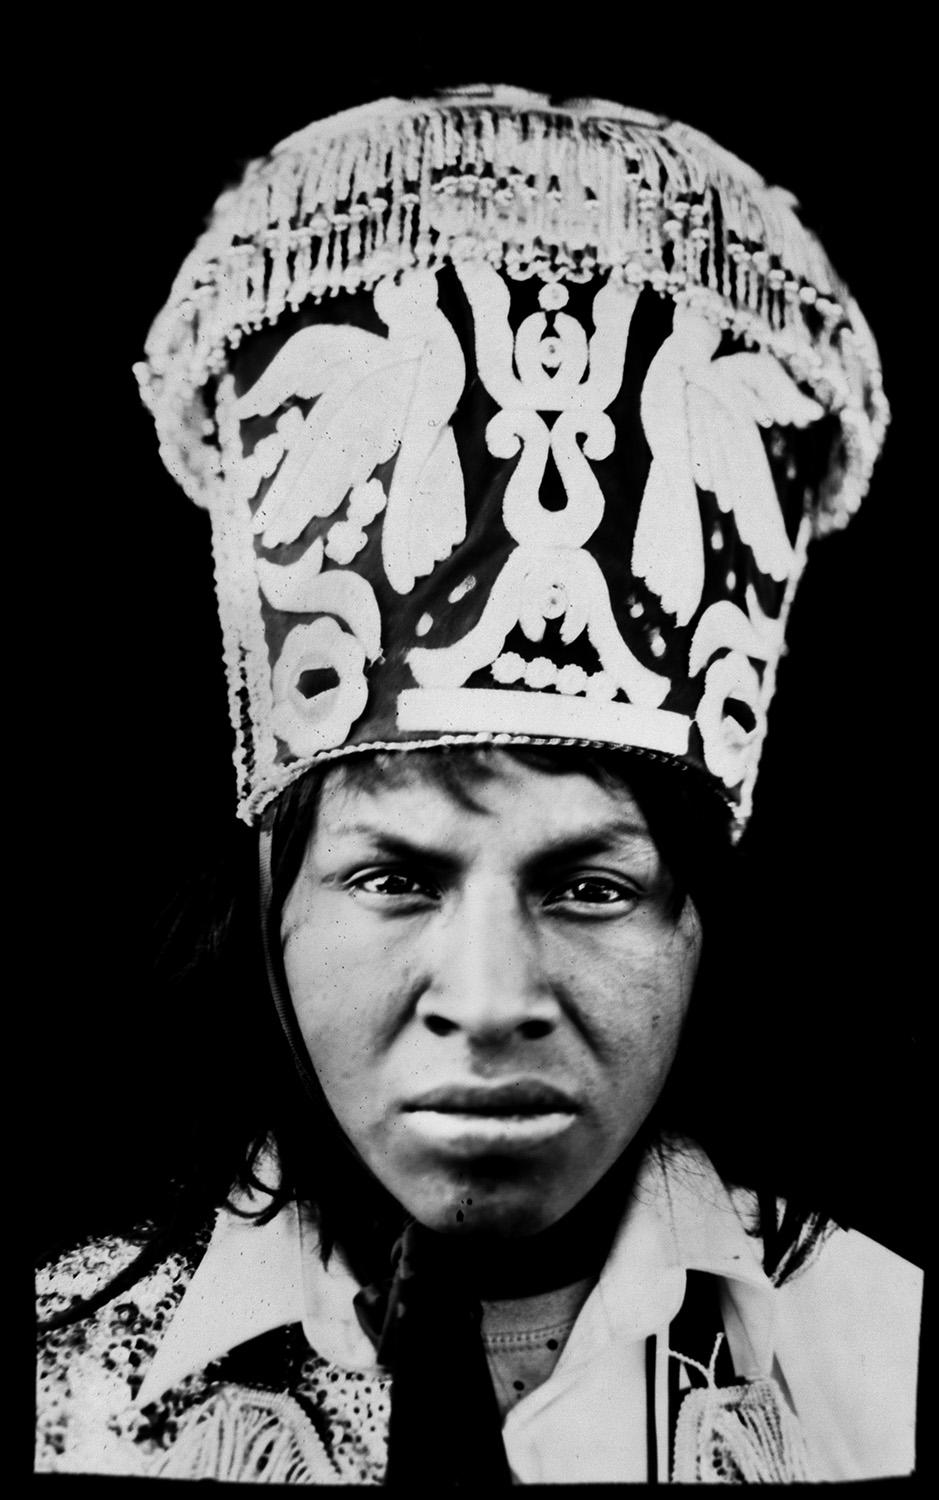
top-left (310, 751), bottom-right (653, 851)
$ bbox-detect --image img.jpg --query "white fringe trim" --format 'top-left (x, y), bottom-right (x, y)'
top-left (136, 89), bottom-right (886, 530)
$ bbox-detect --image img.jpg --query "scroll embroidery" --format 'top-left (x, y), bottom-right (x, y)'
top-left (689, 592), bottom-right (782, 787)
top-left (407, 265), bottom-right (670, 710)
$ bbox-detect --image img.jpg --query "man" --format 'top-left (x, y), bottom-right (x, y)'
top-left (37, 86), bottom-right (920, 1483)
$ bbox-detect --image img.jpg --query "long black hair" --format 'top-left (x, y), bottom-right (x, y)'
top-left (40, 744), bottom-right (834, 1328)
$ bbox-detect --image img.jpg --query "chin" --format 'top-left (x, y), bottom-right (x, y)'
top-left (400, 1164), bottom-right (578, 1240)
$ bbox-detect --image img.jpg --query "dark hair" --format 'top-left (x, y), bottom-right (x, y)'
top-left (40, 744), bottom-right (832, 1328)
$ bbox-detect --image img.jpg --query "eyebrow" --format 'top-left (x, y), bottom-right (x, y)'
top-left (318, 818), bottom-right (655, 869)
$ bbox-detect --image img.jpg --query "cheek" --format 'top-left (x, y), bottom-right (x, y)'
top-left (574, 921), bottom-right (699, 1096)
top-left (282, 915), bottom-right (417, 1127)
top-left (282, 927), bottom-right (373, 1093)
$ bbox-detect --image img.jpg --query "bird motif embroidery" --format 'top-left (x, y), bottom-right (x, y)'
top-left (633, 309), bottom-right (824, 626)
top-left (235, 271), bottom-right (467, 596)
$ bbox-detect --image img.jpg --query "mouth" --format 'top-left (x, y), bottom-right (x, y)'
top-left (403, 1079), bottom-right (580, 1117)
top-left (402, 1080), bottom-right (580, 1155)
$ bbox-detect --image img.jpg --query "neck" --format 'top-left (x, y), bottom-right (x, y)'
top-left (418, 1147), bottom-right (642, 1300)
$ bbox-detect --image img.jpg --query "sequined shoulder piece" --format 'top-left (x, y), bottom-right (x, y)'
top-left (35, 1229), bottom-right (208, 1476)
top-left (37, 1232), bottom-right (150, 1321)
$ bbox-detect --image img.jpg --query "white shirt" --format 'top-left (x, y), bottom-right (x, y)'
top-left (137, 1141), bottom-right (921, 1481)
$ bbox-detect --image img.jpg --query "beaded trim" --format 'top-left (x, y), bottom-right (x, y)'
top-left (251, 731), bottom-right (733, 827)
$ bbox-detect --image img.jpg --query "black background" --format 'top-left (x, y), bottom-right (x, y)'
top-left (33, 33), bottom-right (925, 1268)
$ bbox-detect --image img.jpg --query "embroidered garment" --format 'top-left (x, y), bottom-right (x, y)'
top-left (35, 1141), bottom-right (920, 1483)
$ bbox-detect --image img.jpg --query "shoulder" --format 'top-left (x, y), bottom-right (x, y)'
top-left (772, 1224), bottom-right (921, 1479)
top-left (36, 1227), bottom-right (209, 1476)
top-left (773, 1219), bottom-right (922, 1363)
top-left (720, 1176), bottom-right (921, 1478)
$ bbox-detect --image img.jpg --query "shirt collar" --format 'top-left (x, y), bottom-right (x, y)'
top-left (563, 1139), bottom-right (776, 1380)
top-left (138, 1137), bottom-right (775, 1406)
top-left (137, 1161), bottom-right (377, 1407)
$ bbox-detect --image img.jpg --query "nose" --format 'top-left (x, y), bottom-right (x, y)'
top-left (415, 882), bottom-right (561, 1043)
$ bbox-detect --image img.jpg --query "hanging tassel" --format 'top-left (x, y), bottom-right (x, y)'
top-left (671, 1336), bottom-right (815, 1483)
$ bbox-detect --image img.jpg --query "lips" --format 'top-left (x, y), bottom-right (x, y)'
top-left (404, 1080), bottom-right (579, 1117)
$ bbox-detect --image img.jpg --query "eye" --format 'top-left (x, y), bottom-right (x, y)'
top-left (347, 869), bottom-right (439, 901)
top-left (543, 876), bottom-right (640, 913)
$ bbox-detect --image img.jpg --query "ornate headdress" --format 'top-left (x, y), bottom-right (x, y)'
top-left (136, 86), bottom-right (886, 830)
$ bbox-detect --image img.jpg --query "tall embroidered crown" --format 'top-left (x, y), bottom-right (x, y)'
top-left (136, 86), bottom-right (887, 829)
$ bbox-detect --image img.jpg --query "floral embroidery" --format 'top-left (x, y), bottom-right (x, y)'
top-left (633, 309), bottom-right (823, 626)
top-left (235, 273), bottom-right (466, 596)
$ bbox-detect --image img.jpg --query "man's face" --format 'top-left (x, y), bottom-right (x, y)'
top-left (282, 753), bottom-right (702, 1238)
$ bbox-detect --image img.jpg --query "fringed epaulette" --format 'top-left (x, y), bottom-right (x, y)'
top-left (36, 1234), bottom-right (392, 1482)
top-left (148, 1384), bottom-right (341, 1483)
